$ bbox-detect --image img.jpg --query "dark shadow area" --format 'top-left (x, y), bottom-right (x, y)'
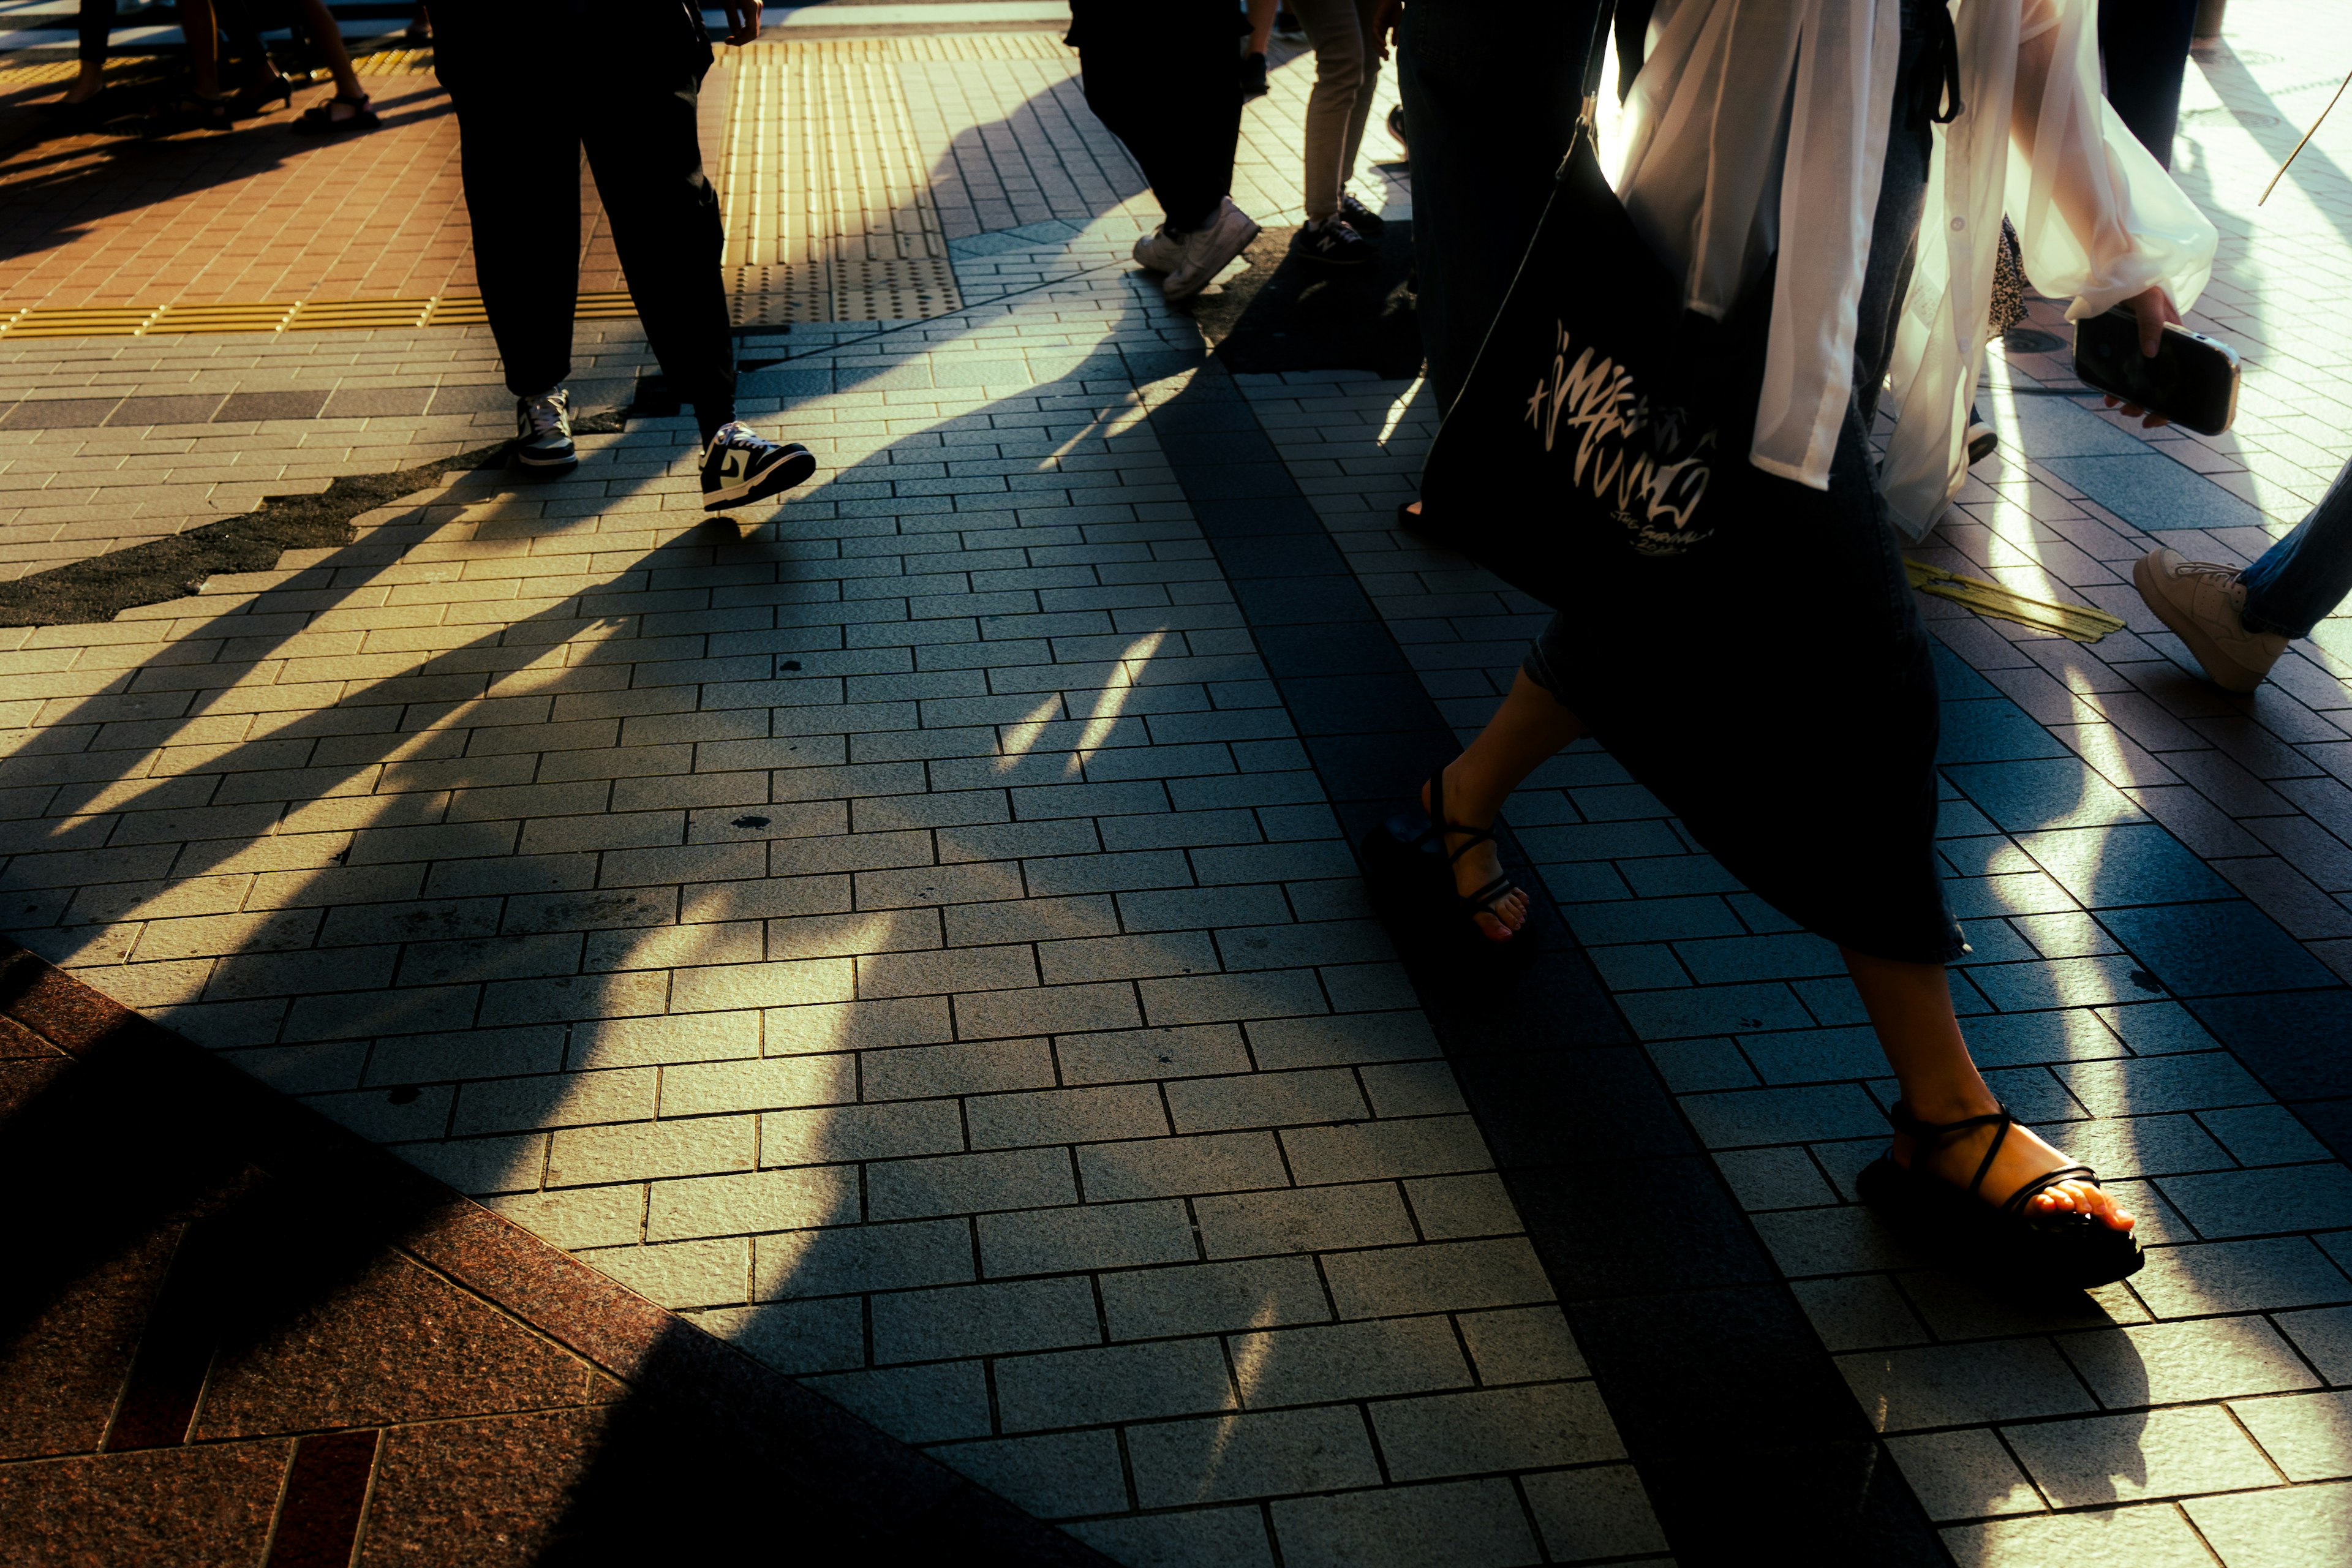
top-left (1193, 220), bottom-right (1422, 379)
top-left (1132, 352), bottom-right (1949, 1563)
top-left (0, 941), bottom-right (1107, 1564)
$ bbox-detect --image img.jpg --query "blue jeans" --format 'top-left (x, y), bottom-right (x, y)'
top-left (2239, 453), bottom-right (2352, 639)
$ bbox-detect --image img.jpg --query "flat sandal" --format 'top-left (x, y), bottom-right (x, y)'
top-left (1856, 1099), bottom-right (2143, 1291)
top-left (1402, 764), bottom-right (1522, 943)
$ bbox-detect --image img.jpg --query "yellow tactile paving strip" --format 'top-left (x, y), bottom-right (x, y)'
top-left (0, 290), bottom-right (635, 340)
top-left (0, 33), bottom-right (1080, 333)
top-left (0, 46), bottom-right (435, 94)
top-left (718, 38), bottom-right (1014, 324)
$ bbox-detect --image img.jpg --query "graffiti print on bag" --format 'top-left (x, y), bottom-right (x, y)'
top-left (1522, 321), bottom-right (1716, 557)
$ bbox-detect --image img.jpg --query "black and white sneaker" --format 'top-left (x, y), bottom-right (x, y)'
top-left (1292, 219), bottom-right (1376, 266)
top-left (1338, 192), bottom-right (1386, 238)
top-left (701, 421), bottom-right (817, 511)
top-left (513, 388), bottom-right (576, 470)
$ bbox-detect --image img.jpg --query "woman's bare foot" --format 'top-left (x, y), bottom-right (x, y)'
top-left (57, 66), bottom-right (106, 107)
top-left (1893, 1110), bottom-right (2135, 1232)
top-left (1420, 761), bottom-right (1529, 942)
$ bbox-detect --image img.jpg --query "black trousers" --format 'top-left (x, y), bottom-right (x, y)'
top-left (1398, 0), bottom-right (1599, 417)
top-left (2100, 0), bottom-right (2198, 170)
top-left (77, 0), bottom-right (111, 63)
top-left (434, 2), bottom-right (736, 423)
top-left (1069, 0), bottom-right (1240, 233)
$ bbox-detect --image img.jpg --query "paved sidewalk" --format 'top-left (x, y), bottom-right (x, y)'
top-left (0, 10), bottom-right (2347, 1567)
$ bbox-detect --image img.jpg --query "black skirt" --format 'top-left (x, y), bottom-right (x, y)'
top-left (1518, 392), bottom-right (1967, 967)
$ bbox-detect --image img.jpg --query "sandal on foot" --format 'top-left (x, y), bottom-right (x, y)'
top-left (294, 93), bottom-right (379, 135)
top-left (1396, 764), bottom-right (1522, 943)
top-left (1856, 1100), bottom-right (2143, 1291)
top-left (1395, 499), bottom-right (1431, 538)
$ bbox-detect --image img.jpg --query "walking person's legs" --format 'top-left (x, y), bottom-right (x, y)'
top-left (573, 9), bottom-right (813, 510)
top-left (288, 0), bottom-right (379, 129)
top-left (1390, 0), bottom-right (2135, 1280)
top-left (1292, 0), bottom-right (1367, 222)
top-left (1074, 0), bottom-right (1255, 301)
top-left (1336, 0), bottom-right (1385, 190)
top-left (62, 0), bottom-right (112, 105)
top-left (2135, 449), bottom-right (2352, 690)
top-left (2241, 464), bottom-right (2352, 636)
top-left (443, 79), bottom-right (580, 407)
top-left (2098, 0), bottom-right (2198, 170)
top-left (579, 74), bottom-right (739, 439)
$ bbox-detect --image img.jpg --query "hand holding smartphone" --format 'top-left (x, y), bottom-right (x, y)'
top-left (2073, 303), bottom-right (2241, 437)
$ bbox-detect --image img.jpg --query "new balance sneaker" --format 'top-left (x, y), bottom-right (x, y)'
top-left (1293, 219), bottom-right (1376, 266)
top-left (513, 388), bottom-right (576, 470)
top-left (1162, 197), bottom-right (1260, 304)
top-left (1338, 191), bottom-right (1386, 238)
top-left (2132, 546), bottom-right (2289, 693)
top-left (1133, 222), bottom-right (1184, 274)
top-left (701, 421), bottom-right (817, 511)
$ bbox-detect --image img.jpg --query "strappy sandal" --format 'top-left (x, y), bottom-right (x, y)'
top-left (293, 93), bottom-right (379, 135)
top-left (1400, 764), bottom-right (1523, 943)
top-left (1856, 1100), bottom-right (2143, 1291)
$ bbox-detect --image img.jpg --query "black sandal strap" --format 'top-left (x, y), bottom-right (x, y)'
top-left (1999, 1164), bottom-right (2100, 1219)
top-left (1887, 1099), bottom-right (2016, 1200)
top-left (1460, 872), bottom-right (1518, 918)
top-left (1423, 764), bottom-right (1500, 864)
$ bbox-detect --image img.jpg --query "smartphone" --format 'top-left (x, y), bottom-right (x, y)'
top-left (2072, 307), bottom-right (2240, 436)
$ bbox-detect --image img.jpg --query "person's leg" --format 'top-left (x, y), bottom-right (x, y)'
top-left (180, 0), bottom-right (222, 97)
top-left (1845, 951), bottom-right (2132, 1229)
top-left (1077, 0), bottom-right (1237, 232)
top-left (291, 0), bottom-right (371, 115)
top-left (65, 0), bottom-right (112, 102)
top-left (2240, 453), bottom-right (2352, 638)
top-left (1425, 649), bottom-right (1588, 941)
top-left (2098, 0), bottom-right (2198, 170)
top-left (580, 67), bottom-right (737, 437)
top-left (1292, 0), bottom-right (1365, 223)
top-left (1399, 0), bottom-right (1593, 418)
top-left (442, 77), bottom-right (579, 399)
top-left (1335, 0), bottom-right (1384, 189)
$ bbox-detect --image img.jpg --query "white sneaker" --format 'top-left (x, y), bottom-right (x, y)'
top-left (2132, 546), bottom-right (2289, 693)
top-left (1161, 197), bottom-right (1261, 304)
top-left (1133, 223), bottom-right (1183, 274)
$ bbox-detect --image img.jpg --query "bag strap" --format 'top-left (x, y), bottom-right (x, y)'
top-left (1577, 0), bottom-right (1618, 137)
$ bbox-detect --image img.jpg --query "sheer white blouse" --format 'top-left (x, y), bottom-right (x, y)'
top-left (1612, 0), bottom-right (2218, 537)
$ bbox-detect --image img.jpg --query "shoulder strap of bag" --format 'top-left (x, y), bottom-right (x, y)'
top-left (1572, 0), bottom-right (1619, 158)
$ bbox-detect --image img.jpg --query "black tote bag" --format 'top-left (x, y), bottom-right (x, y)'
top-left (1398, 1), bottom-right (1967, 967)
top-left (1415, 2), bottom-right (1768, 598)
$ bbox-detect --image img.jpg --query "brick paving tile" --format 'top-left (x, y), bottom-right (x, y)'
top-left (0, 939), bottom-right (1102, 1564)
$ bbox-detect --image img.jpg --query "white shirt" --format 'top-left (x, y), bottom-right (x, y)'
top-left (1612, 0), bottom-right (2218, 536)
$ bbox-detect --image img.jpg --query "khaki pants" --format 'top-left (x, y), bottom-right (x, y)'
top-left (1292, 0), bottom-right (1384, 221)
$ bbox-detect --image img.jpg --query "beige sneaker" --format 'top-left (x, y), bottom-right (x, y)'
top-left (1162, 196), bottom-right (1260, 304)
top-left (1132, 223), bottom-right (1183, 274)
top-left (2131, 546), bottom-right (2289, 693)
